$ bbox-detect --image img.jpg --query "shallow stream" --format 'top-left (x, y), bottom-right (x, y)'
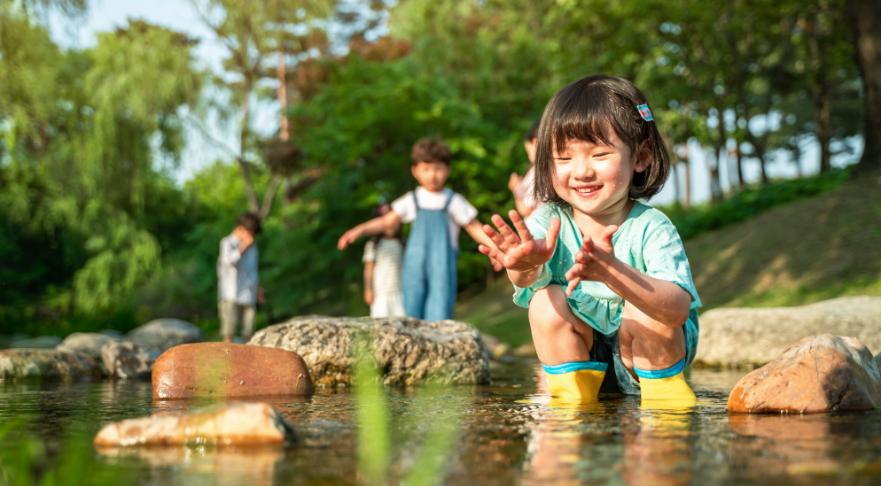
top-left (2, 362), bottom-right (881, 485)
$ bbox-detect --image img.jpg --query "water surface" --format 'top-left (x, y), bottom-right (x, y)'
top-left (2, 362), bottom-right (881, 485)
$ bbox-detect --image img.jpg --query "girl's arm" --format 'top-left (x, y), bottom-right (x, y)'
top-left (338, 211), bottom-right (402, 250)
top-left (565, 227), bottom-right (691, 327)
top-left (363, 261), bottom-right (375, 305)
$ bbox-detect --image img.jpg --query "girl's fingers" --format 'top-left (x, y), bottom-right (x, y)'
top-left (544, 218), bottom-right (561, 251)
top-left (508, 210), bottom-right (533, 242)
top-left (565, 277), bottom-right (582, 296)
top-left (582, 235), bottom-right (594, 253)
top-left (493, 215), bottom-right (522, 247)
top-left (484, 223), bottom-right (509, 251)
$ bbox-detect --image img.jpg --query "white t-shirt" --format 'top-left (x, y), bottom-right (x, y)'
top-left (390, 187), bottom-right (478, 249)
top-left (217, 234), bottom-right (259, 305)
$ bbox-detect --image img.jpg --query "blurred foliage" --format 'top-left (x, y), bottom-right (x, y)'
top-left (0, 0), bottom-right (867, 335)
top-left (657, 168), bottom-right (850, 240)
top-left (0, 418), bottom-right (132, 486)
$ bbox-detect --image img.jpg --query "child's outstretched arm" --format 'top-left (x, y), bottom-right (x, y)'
top-left (337, 211), bottom-right (402, 250)
top-left (564, 227), bottom-right (691, 327)
top-left (478, 210), bottom-right (561, 288)
top-left (463, 219), bottom-right (504, 272)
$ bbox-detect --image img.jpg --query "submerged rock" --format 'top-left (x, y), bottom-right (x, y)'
top-left (695, 296), bottom-right (881, 367)
top-left (152, 343), bottom-right (314, 399)
top-left (102, 341), bottom-right (161, 380)
top-left (57, 332), bottom-right (121, 361)
top-left (0, 349), bottom-right (103, 381)
top-left (93, 403), bottom-right (297, 447)
top-left (727, 334), bottom-right (881, 413)
top-left (126, 319), bottom-right (204, 353)
top-left (248, 316), bottom-right (492, 387)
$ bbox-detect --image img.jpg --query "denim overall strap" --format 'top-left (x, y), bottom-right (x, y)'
top-left (401, 189), bottom-right (458, 321)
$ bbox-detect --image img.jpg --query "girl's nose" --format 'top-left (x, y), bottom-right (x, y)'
top-left (572, 159), bottom-right (595, 179)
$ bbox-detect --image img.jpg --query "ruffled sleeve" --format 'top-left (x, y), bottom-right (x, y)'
top-left (641, 214), bottom-right (702, 309)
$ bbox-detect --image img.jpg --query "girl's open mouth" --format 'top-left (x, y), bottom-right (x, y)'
top-left (573, 185), bottom-right (602, 197)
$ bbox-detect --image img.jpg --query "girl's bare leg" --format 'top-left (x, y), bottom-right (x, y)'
top-left (617, 302), bottom-right (686, 373)
top-left (528, 285), bottom-right (595, 365)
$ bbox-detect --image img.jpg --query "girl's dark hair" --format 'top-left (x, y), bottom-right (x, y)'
top-left (370, 204), bottom-right (405, 246)
top-left (533, 75), bottom-right (671, 204)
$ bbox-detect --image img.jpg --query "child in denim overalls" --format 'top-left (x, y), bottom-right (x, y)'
top-left (338, 138), bottom-right (502, 321)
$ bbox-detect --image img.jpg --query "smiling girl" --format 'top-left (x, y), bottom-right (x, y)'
top-left (480, 75), bottom-right (700, 402)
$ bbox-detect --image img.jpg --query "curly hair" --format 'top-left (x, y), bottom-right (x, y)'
top-left (410, 137), bottom-right (452, 166)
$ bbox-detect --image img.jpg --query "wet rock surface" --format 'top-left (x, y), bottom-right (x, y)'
top-left (57, 332), bottom-right (121, 360)
top-left (696, 296), bottom-right (881, 367)
top-left (727, 334), bottom-right (881, 413)
top-left (126, 319), bottom-right (204, 353)
top-left (102, 341), bottom-right (161, 380)
top-left (152, 343), bottom-right (314, 399)
top-left (0, 349), bottom-right (103, 381)
top-left (248, 316), bottom-right (492, 386)
top-left (93, 403), bottom-right (297, 447)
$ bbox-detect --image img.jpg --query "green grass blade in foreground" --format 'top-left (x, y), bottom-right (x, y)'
top-left (401, 385), bottom-right (469, 486)
top-left (353, 332), bottom-right (390, 484)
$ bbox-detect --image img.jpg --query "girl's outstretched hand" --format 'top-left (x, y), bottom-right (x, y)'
top-left (564, 225), bottom-right (619, 296)
top-left (478, 210), bottom-right (561, 272)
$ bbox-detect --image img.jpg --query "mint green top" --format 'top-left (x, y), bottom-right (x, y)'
top-left (513, 202), bottom-right (701, 336)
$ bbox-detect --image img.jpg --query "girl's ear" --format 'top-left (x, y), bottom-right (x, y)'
top-left (633, 141), bottom-right (652, 173)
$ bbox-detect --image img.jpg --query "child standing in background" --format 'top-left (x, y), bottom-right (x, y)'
top-left (338, 137), bottom-right (501, 321)
top-left (509, 120), bottom-right (545, 218)
top-left (362, 204), bottom-right (406, 318)
top-left (481, 75), bottom-right (700, 403)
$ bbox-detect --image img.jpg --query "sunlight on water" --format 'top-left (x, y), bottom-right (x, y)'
top-left (2, 364), bottom-right (881, 485)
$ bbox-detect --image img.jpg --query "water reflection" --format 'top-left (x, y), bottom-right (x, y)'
top-left (99, 446), bottom-right (286, 486)
top-left (3, 366), bottom-right (881, 485)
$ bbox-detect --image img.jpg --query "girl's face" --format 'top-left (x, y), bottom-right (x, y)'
top-left (551, 129), bottom-right (650, 218)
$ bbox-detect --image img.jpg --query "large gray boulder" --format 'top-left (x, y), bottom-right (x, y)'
top-left (102, 341), bottom-right (161, 380)
top-left (126, 319), bottom-right (204, 353)
top-left (57, 332), bottom-right (121, 360)
top-left (694, 296), bottom-right (881, 367)
top-left (0, 349), bottom-right (103, 381)
top-left (248, 316), bottom-right (492, 387)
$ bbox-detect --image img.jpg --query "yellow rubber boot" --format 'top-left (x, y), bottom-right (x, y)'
top-left (543, 361), bottom-right (607, 401)
top-left (634, 359), bottom-right (697, 406)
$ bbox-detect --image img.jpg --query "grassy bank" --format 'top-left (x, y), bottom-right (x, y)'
top-left (457, 172), bottom-right (881, 345)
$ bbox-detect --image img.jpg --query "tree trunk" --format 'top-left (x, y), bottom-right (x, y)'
top-left (847, 0), bottom-right (881, 174)
top-left (709, 146), bottom-right (722, 203)
top-left (277, 49), bottom-right (289, 142)
top-left (735, 143), bottom-right (744, 187)
top-left (808, 11), bottom-right (833, 173)
top-left (238, 77), bottom-right (260, 214)
top-left (682, 146), bottom-right (691, 208)
top-left (816, 92), bottom-right (833, 173)
top-left (670, 154), bottom-right (681, 206)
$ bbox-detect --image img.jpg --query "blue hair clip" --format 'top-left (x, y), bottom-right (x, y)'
top-left (637, 104), bottom-right (654, 122)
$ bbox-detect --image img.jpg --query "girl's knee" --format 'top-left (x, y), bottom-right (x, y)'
top-left (528, 286), bottom-right (590, 338)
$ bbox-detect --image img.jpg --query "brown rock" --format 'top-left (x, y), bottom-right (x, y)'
top-left (248, 315), bottom-right (492, 387)
top-left (727, 334), bottom-right (881, 413)
top-left (0, 349), bottom-right (103, 381)
top-left (152, 343), bottom-right (313, 399)
top-left (93, 403), bottom-right (297, 447)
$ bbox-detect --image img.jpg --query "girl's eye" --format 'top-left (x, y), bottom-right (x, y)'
top-left (593, 152), bottom-right (610, 158)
